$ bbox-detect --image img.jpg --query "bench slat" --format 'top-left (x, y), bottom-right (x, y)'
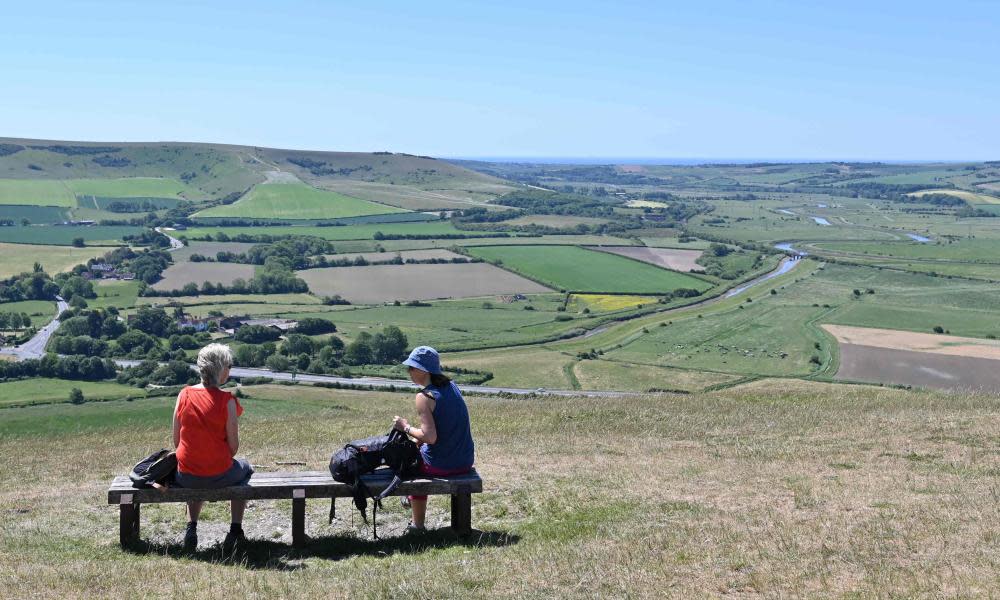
top-left (108, 468), bottom-right (481, 504)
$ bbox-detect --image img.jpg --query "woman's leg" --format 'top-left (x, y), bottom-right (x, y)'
top-left (410, 498), bottom-right (428, 528)
top-left (230, 499), bottom-right (247, 524)
top-left (186, 501), bottom-right (204, 522)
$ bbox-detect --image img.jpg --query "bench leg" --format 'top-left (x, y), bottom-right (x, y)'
top-left (119, 503), bottom-right (140, 548)
top-left (292, 497), bottom-right (306, 548)
top-left (450, 492), bottom-right (472, 535)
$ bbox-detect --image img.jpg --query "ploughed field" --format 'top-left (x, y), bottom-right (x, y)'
top-left (296, 263), bottom-right (550, 304)
top-left (151, 262), bottom-right (257, 291)
top-left (1, 381), bottom-right (998, 597)
top-left (193, 182), bottom-right (406, 220)
top-left (464, 245), bottom-right (712, 294)
top-left (170, 241), bottom-right (259, 262)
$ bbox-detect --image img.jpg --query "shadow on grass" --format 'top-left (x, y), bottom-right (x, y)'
top-left (125, 528), bottom-right (519, 571)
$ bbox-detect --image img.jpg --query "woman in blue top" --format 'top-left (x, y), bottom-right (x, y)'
top-left (392, 345), bottom-right (475, 532)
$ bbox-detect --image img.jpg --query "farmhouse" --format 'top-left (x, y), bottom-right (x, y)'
top-left (218, 316), bottom-right (299, 334)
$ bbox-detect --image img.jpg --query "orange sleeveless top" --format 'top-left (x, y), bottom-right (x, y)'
top-left (175, 386), bottom-right (243, 477)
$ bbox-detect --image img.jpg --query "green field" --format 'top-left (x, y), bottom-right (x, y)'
top-left (89, 280), bottom-right (143, 311)
top-left (464, 245), bottom-right (713, 293)
top-left (0, 243), bottom-right (115, 278)
top-left (0, 300), bottom-right (56, 326)
top-left (194, 183), bottom-right (407, 220)
top-left (0, 180), bottom-right (75, 206)
top-left (0, 225), bottom-right (141, 245)
top-left (0, 378), bottom-right (141, 407)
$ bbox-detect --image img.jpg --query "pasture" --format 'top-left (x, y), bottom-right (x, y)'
top-left (0, 179), bottom-right (75, 206)
top-left (193, 183), bottom-right (405, 220)
top-left (0, 225), bottom-right (142, 245)
top-left (589, 245), bottom-right (703, 272)
top-left (89, 281), bottom-right (143, 311)
top-left (907, 188), bottom-right (1000, 204)
top-left (320, 180), bottom-right (512, 211)
top-left (296, 263), bottom-right (550, 304)
top-left (3, 381), bottom-right (993, 597)
top-left (322, 248), bottom-right (463, 263)
top-left (0, 378), bottom-right (140, 407)
top-left (0, 300), bottom-right (56, 326)
top-left (0, 243), bottom-right (114, 278)
top-left (151, 262), bottom-right (257, 291)
top-left (499, 214), bottom-right (610, 227)
top-left (464, 245), bottom-right (712, 294)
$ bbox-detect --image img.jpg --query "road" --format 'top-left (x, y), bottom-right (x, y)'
top-left (154, 227), bottom-right (185, 251)
top-left (0, 297), bottom-right (69, 360)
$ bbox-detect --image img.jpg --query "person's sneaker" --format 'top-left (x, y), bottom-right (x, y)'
top-left (183, 524), bottom-right (198, 551)
top-left (222, 529), bottom-right (247, 554)
top-left (400, 497), bottom-right (411, 509)
top-left (405, 522), bottom-right (426, 535)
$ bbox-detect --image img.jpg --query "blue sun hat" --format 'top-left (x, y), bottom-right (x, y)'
top-left (402, 346), bottom-right (442, 375)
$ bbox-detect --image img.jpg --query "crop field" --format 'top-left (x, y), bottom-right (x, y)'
top-left (907, 188), bottom-right (1000, 204)
top-left (0, 205), bottom-right (70, 223)
top-left (0, 378), bottom-right (140, 407)
top-left (151, 262), bottom-right (256, 291)
top-left (625, 199), bottom-right (669, 208)
top-left (76, 196), bottom-right (181, 211)
top-left (296, 263), bottom-right (550, 304)
top-left (194, 183), bottom-right (406, 220)
top-left (181, 221), bottom-right (470, 241)
top-left (589, 245), bottom-right (703, 272)
top-left (323, 248), bottom-right (463, 263)
top-left (321, 180), bottom-right (512, 211)
top-left (0, 179), bottom-right (75, 206)
top-left (835, 344), bottom-right (1000, 392)
top-left (573, 294), bottom-right (658, 312)
top-left (137, 292), bottom-right (320, 308)
top-left (464, 245), bottom-right (713, 294)
top-left (0, 225), bottom-right (142, 245)
top-left (0, 243), bottom-right (114, 278)
top-left (171, 241), bottom-right (258, 261)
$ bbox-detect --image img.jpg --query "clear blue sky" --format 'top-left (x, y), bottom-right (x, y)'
top-left (3, 1), bottom-right (997, 160)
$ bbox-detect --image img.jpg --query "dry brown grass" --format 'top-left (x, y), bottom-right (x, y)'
top-left (1, 380), bottom-right (998, 598)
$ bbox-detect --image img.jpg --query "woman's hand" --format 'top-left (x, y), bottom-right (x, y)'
top-left (392, 415), bottom-right (410, 432)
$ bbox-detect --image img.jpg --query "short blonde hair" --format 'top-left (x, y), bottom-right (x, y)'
top-left (197, 343), bottom-right (233, 387)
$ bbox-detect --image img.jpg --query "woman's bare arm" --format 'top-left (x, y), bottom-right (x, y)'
top-left (225, 398), bottom-right (240, 456)
top-left (392, 392), bottom-right (437, 443)
top-left (172, 393), bottom-right (182, 449)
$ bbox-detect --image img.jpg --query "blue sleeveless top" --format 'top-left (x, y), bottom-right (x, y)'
top-left (420, 381), bottom-right (475, 470)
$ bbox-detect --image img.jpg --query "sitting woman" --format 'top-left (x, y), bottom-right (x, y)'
top-left (392, 346), bottom-right (475, 532)
top-left (172, 343), bottom-right (253, 551)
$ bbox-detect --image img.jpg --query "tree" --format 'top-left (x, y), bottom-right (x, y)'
top-left (293, 318), bottom-right (336, 335)
top-left (72, 237), bottom-right (85, 248)
top-left (265, 354), bottom-right (290, 372)
top-left (281, 333), bottom-right (315, 356)
top-left (130, 306), bottom-right (173, 337)
top-left (69, 387), bottom-right (85, 404)
top-left (343, 332), bottom-right (374, 366)
top-left (150, 360), bottom-right (198, 386)
top-left (235, 324), bottom-right (281, 344)
top-left (371, 326), bottom-right (408, 364)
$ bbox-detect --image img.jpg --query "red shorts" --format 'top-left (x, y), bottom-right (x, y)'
top-left (408, 461), bottom-right (472, 501)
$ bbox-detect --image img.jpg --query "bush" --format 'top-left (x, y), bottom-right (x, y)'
top-left (933, 326), bottom-right (945, 334)
top-left (294, 317), bottom-right (336, 335)
top-left (69, 388), bottom-right (85, 404)
top-left (235, 324), bottom-right (282, 344)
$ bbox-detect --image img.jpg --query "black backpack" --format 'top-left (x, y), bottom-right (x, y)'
top-left (129, 449), bottom-right (178, 489)
top-left (328, 428), bottom-right (421, 537)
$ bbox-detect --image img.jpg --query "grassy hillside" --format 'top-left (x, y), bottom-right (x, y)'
top-left (0, 380), bottom-right (996, 597)
top-left (0, 138), bottom-right (511, 207)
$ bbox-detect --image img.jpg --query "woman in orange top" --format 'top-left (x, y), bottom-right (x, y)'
top-left (172, 343), bottom-right (253, 552)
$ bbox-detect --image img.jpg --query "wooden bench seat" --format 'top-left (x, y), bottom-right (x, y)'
top-left (108, 469), bottom-right (483, 548)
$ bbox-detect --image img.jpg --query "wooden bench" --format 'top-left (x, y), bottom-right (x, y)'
top-left (107, 469), bottom-right (483, 548)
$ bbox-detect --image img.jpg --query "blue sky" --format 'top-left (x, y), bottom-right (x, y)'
top-left (2, 1), bottom-right (997, 160)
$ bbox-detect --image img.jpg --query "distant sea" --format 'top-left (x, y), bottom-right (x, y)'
top-left (448, 157), bottom-right (963, 166)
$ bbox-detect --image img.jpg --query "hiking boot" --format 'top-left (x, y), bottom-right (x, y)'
top-left (183, 523), bottom-right (198, 551)
top-left (222, 529), bottom-right (247, 554)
